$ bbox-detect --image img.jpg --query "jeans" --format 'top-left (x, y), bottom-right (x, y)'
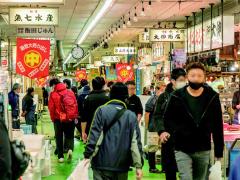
top-left (93, 169), bottom-right (128, 180)
top-left (54, 120), bottom-right (75, 159)
top-left (175, 150), bottom-right (210, 180)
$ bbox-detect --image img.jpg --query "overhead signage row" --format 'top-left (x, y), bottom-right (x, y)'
top-left (10, 8), bottom-right (59, 25)
top-left (17, 26), bottom-right (55, 37)
top-left (0, 0), bottom-right (64, 4)
top-left (150, 29), bottom-right (185, 42)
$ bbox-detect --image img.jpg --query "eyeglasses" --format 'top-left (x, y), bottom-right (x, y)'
top-left (129, 87), bottom-right (136, 90)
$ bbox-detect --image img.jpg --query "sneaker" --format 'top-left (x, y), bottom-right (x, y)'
top-left (149, 169), bottom-right (161, 174)
top-left (58, 158), bottom-right (64, 163)
top-left (67, 150), bottom-right (73, 162)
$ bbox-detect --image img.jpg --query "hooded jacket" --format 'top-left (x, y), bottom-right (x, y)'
top-left (8, 90), bottom-right (19, 118)
top-left (164, 85), bottom-right (224, 158)
top-left (78, 85), bottom-right (91, 120)
top-left (84, 100), bottom-right (143, 172)
top-left (48, 83), bottom-right (67, 121)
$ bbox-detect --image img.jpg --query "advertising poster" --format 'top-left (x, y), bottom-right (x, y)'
top-left (105, 66), bottom-right (117, 81)
top-left (116, 63), bottom-right (134, 82)
top-left (76, 70), bottom-right (87, 82)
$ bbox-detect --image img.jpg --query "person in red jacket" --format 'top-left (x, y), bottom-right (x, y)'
top-left (48, 78), bottom-right (75, 163)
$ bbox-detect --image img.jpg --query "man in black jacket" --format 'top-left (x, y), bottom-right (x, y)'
top-left (126, 81), bottom-right (143, 123)
top-left (164, 62), bottom-right (224, 180)
top-left (84, 82), bottom-right (143, 180)
top-left (81, 77), bottom-right (109, 142)
top-left (154, 68), bottom-right (186, 180)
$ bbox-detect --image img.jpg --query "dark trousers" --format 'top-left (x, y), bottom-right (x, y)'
top-left (148, 152), bottom-right (156, 170)
top-left (161, 140), bottom-right (177, 180)
top-left (75, 119), bottom-right (82, 136)
top-left (93, 169), bottom-right (128, 180)
top-left (54, 120), bottom-right (75, 159)
top-left (12, 117), bottom-right (20, 129)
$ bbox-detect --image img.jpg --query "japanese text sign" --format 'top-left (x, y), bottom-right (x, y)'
top-left (76, 70), bottom-right (87, 82)
top-left (17, 26), bottom-right (55, 37)
top-left (36, 76), bottom-right (48, 87)
top-left (114, 47), bottom-right (136, 55)
top-left (116, 63), bottom-right (134, 82)
top-left (0, 0), bottom-right (64, 4)
top-left (150, 29), bottom-right (185, 42)
top-left (102, 56), bottom-right (120, 64)
top-left (16, 38), bottom-right (50, 79)
top-left (10, 8), bottom-right (59, 25)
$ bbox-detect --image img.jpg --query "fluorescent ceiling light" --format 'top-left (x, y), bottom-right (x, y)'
top-left (76, 0), bottom-right (114, 45)
top-left (63, 53), bottom-right (72, 64)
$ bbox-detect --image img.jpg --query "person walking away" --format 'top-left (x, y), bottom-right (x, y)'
top-left (42, 87), bottom-right (49, 106)
top-left (154, 68), bottom-right (186, 180)
top-left (77, 84), bottom-right (90, 140)
top-left (164, 62), bottom-right (224, 180)
top-left (126, 81), bottom-right (143, 123)
top-left (145, 82), bottom-right (166, 174)
top-left (78, 79), bottom-right (88, 95)
top-left (81, 77), bottom-right (109, 142)
top-left (22, 88), bottom-right (37, 134)
top-left (48, 78), bottom-right (78, 163)
top-left (0, 117), bottom-right (12, 180)
top-left (232, 88), bottom-right (240, 124)
top-left (8, 83), bottom-right (21, 129)
top-left (84, 82), bottom-right (143, 180)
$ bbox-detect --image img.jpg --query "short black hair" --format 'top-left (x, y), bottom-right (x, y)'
top-left (110, 82), bottom-right (129, 101)
top-left (125, 81), bottom-right (136, 86)
top-left (80, 79), bottom-right (88, 87)
top-left (92, 76), bottom-right (105, 90)
top-left (27, 87), bottom-right (34, 95)
top-left (49, 78), bottom-right (60, 87)
top-left (107, 81), bottom-right (114, 88)
top-left (63, 79), bottom-right (71, 89)
top-left (171, 68), bottom-right (186, 80)
top-left (186, 62), bottom-right (206, 73)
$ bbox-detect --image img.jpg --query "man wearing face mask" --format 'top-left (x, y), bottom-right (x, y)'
top-left (164, 62), bottom-right (224, 180)
top-left (154, 68), bottom-right (186, 180)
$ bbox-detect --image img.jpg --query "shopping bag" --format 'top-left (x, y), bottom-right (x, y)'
top-left (67, 159), bottom-right (90, 180)
top-left (147, 132), bottom-right (159, 146)
top-left (209, 161), bottom-right (222, 180)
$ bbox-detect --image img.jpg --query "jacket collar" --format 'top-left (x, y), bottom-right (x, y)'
top-left (106, 99), bottom-right (127, 109)
top-left (90, 89), bottom-right (106, 94)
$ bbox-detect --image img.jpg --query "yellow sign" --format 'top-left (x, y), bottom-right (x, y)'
top-left (24, 50), bottom-right (42, 68)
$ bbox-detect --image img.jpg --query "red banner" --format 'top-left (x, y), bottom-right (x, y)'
top-left (16, 38), bottom-right (50, 79)
top-left (36, 76), bottom-right (48, 87)
top-left (116, 63), bottom-right (134, 82)
top-left (76, 70), bottom-right (87, 82)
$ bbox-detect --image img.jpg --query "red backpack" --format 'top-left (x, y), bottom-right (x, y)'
top-left (58, 90), bottom-right (78, 122)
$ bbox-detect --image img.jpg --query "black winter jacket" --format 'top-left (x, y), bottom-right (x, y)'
top-left (84, 100), bottom-right (143, 172)
top-left (82, 90), bottom-right (110, 134)
top-left (164, 85), bottom-right (224, 158)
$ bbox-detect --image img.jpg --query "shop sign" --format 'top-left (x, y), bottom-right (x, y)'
top-left (136, 69), bottom-right (141, 95)
top-left (17, 26), bottom-right (55, 37)
top-left (35, 76), bottom-right (48, 87)
top-left (0, 0), bottom-right (64, 4)
top-left (89, 68), bottom-right (100, 80)
top-left (116, 63), bottom-right (134, 82)
top-left (114, 47), bottom-right (136, 55)
top-left (139, 32), bottom-right (150, 43)
top-left (86, 64), bottom-right (94, 69)
top-left (187, 16), bottom-right (234, 53)
top-left (102, 56), bottom-right (120, 63)
top-left (0, 71), bottom-right (8, 90)
top-left (10, 8), bottom-right (59, 25)
top-left (1, 59), bottom-right (8, 68)
top-left (106, 67), bottom-right (117, 81)
top-left (94, 61), bottom-right (103, 67)
top-left (150, 29), bottom-right (185, 42)
top-left (76, 70), bottom-right (87, 82)
top-left (16, 38), bottom-right (50, 79)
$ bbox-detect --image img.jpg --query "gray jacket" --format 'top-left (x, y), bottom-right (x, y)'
top-left (84, 100), bottom-right (143, 172)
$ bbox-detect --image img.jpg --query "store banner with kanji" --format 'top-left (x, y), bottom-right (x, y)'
top-left (16, 38), bottom-right (50, 79)
top-left (36, 76), bottom-right (48, 87)
top-left (116, 63), bottom-right (134, 82)
top-left (76, 70), bottom-right (87, 82)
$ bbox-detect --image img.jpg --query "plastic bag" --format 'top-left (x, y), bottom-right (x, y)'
top-left (67, 159), bottom-right (90, 180)
top-left (209, 161), bottom-right (222, 180)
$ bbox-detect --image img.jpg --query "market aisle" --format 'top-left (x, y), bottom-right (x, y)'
top-left (39, 111), bottom-right (166, 180)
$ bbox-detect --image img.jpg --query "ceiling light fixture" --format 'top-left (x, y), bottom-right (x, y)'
top-left (140, 0), bottom-right (145, 17)
top-left (123, 16), bottom-right (127, 29)
top-left (75, 0), bottom-right (114, 45)
top-left (147, 0), bottom-right (152, 10)
top-left (133, 7), bottom-right (138, 22)
top-left (127, 11), bottom-right (131, 26)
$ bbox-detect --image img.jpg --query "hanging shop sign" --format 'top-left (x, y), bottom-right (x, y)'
top-left (1, 59), bottom-right (8, 69)
top-left (17, 26), bottom-right (55, 37)
top-left (116, 63), bottom-right (134, 82)
top-left (35, 76), bottom-right (48, 87)
top-left (150, 29), bottom-right (185, 42)
top-left (139, 32), bottom-right (150, 43)
top-left (187, 16), bottom-right (234, 53)
top-left (89, 68), bottom-right (100, 80)
top-left (102, 56), bottom-right (120, 64)
top-left (106, 66), bottom-right (117, 81)
top-left (94, 61), bottom-right (103, 67)
top-left (0, 0), bottom-right (64, 4)
top-left (9, 8), bottom-right (59, 25)
top-left (86, 64), bottom-right (94, 69)
top-left (114, 47), bottom-right (136, 55)
top-left (0, 70), bottom-right (8, 90)
top-left (16, 38), bottom-right (50, 79)
top-left (76, 70), bottom-right (87, 82)
top-left (172, 49), bottom-right (186, 68)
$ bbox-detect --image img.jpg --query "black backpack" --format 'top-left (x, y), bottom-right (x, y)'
top-left (11, 140), bottom-right (31, 180)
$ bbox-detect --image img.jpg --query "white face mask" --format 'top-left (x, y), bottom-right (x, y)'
top-left (176, 81), bottom-right (186, 89)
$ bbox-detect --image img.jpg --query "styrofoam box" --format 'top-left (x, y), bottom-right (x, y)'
top-left (22, 134), bottom-right (45, 152)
